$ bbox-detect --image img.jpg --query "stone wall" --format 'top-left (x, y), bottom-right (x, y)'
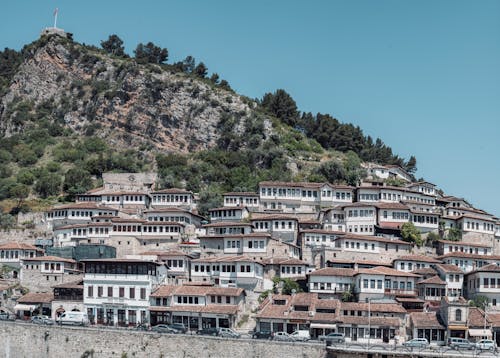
top-left (0, 321), bottom-right (326, 358)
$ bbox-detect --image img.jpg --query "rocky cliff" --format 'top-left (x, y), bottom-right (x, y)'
top-left (0, 33), bottom-right (272, 153)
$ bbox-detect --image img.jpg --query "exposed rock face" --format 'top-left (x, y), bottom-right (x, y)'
top-left (0, 35), bottom-right (272, 153)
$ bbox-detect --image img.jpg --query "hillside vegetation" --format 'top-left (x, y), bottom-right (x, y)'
top-left (0, 33), bottom-right (417, 221)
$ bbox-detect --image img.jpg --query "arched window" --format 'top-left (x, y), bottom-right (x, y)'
top-left (455, 309), bottom-right (462, 321)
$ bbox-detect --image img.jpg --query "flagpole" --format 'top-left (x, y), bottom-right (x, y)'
top-left (54, 9), bottom-right (58, 29)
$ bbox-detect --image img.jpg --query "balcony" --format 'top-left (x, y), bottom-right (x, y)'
top-left (384, 288), bottom-right (418, 296)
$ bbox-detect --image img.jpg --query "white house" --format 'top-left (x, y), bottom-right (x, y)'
top-left (465, 263), bottom-right (500, 309)
top-left (393, 255), bottom-right (442, 273)
top-left (83, 259), bottom-right (166, 326)
top-left (308, 267), bottom-right (355, 298)
top-left (223, 192), bottom-right (260, 210)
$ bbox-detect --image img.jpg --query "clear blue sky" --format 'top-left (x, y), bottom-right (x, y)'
top-left (1, 1), bottom-right (499, 217)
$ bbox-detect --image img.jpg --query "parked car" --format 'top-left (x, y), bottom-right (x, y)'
top-left (290, 330), bottom-right (310, 342)
top-left (218, 327), bottom-right (240, 338)
top-left (321, 332), bottom-right (346, 345)
top-left (0, 312), bottom-right (16, 321)
top-left (57, 312), bottom-right (89, 326)
top-left (272, 331), bottom-right (295, 342)
top-left (403, 338), bottom-right (429, 349)
top-left (476, 339), bottom-right (496, 352)
top-left (252, 330), bottom-right (273, 339)
top-left (31, 315), bottom-right (54, 325)
top-left (169, 323), bottom-right (188, 334)
top-left (151, 324), bottom-right (177, 333)
top-left (197, 327), bottom-right (220, 336)
top-left (447, 337), bottom-right (475, 350)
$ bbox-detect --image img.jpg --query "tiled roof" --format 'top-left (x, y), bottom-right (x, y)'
top-left (52, 280), bottom-right (84, 289)
top-left (22, 255), bottom-right (76, 264)
top-left (438, 252), bottom-right (500, 260)
top-left (339, 316), bottom-right (400, 327)
top-left (202, 221), bottom-right (252, 228)
top-left (192, 255), bottom-right (263, 264)
top-left (261, 257), bottom-right (308, 266)
top-left (435, 264), bottom-right (464, 274)
top-left (468, 263), bottom-right (500, 274)
top-left (327, 259), bottom-right (392, 267)
top-left (139, 250), bottom-right (189, 257)
top-left (393, 255), bottom-right (442, 264)
top-left (151, 285), bottom-right (177, 297)
top-left (223, 192), bottom-right (259, 196)
top-left (417, 275), bottom-right (446, 285)
top-left (308, 267), bottom-right (356, 277)
top-left (410, 312), bottom-right (445, 329)
top-left (153, 305), bottom-right (238, 315)
top-left (18, 292), bottom-right (54, 303)
top-left (468, 307), bottom-right (490, 327)
top-left (151, 188), bottom-right (192, 194)
top-left (375, 202), bottom-right (410, 210)
top-left (410, 267), bottom-right (438, 276)
top-left (356, 266), bottom-right (420, 278)
top-left (250, 214), bottom-right (299, 221)
top-left (342, 234), bottom-right (411, 246)
top-left (437, 240), bottom-right (491, 248)
top-left (0, 242), bottom-right (43, 252)
top-left (50, 202), bottom-right (117, 211)
top-left (340, 302), bottom-right (407, 314)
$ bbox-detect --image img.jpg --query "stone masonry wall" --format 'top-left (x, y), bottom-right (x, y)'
top-left (0, 321), bottom-right (326, 358)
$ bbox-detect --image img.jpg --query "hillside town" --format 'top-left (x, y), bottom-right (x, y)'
top-left (1, 164), bottom-right (500, 351)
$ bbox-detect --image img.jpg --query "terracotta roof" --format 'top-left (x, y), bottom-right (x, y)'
top-left (52, 280), bottom-right (84, 289)
top-left (308, 267), bottom-right (356, 277)
top-left (342, 234), bottom-right (411, 246)
top-left (300, 229), bottom-right (344, 235)
top-left (375, 202), bottom-right (410, 210)
top-left (209, 206), bottom-right (246, 212)
top-left (468, 307), bottom-right (490, 327)
top-left (151, 188), bottom-right (192, 194)
top-left (202, 221), bottom-right (252, 228)
top-left (142, 221), bottom-right (184, 226)
top-left (139, 250), bottom-right (189, 257)
top-left (437, 239), bottom-right (491, 248)
top-left (395, 297), bottom-right (425, 303)
top-left (153, 305), bottom-right (238, 315)
top-left (151, 285), bottom-right (177, 297)
top-left (261, 257), bottom-right (308, 266)
top-left (376, 222), bottom-right (404, 230)
top-left (339, 316), bottom-right (400, 327)
top-left (0, 242), bottom-right (43, 252)
top-left (410, 312), bottom-right (445, 329)
top-left (438, 252), bottom-right (500, 260)
top-left (198, 233), bottom-right (271, 239)
top-left (315, 299), bottom-right (340, 310)
top-left (468, 263), bottom-right (500, 274)
top-left (340, 302), bottom-right (407, 314)
top-left (435, 264), bottom-right (464, 274)
top-left (327, 259), bottom-right (392, 267)
top-left (192, 255), bottom-right (263, 264)
top-left (223, 192), bottom-right (259, 197)
top-left (393, 255), bottom-right (442, 264)
top-left (250, 214), bottom-right (299, 221)
top-left (356, 266), bottom-right (420, 278)
top-left (411, 267), bottom-right (438, 276)
top-left (417, 275), bottom-right (446, 285)
top-left (18, 292), bottom-right (54, 304)
top-left (55, 222), bottom-right (113, 230)
top-left (50, 203), bottom-right (117, 211)
top-left (259, 181), bottom-right (322, 188)
top-left (341, 202), bottom-right (377, 209)
top-left (22, 255), bottom-right (76, 264)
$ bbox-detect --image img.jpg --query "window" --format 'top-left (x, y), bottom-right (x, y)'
top-left (88, 286), bottom-right (94, 297)
top-left (108, 286), bottom-right (113, 297)
top-left (455, 309), bottom-right (462, 321)
top-left (119, 287), bottom-right (125, 298)
top-left (140, 288), bottom-right (146, 299)
top-left (129, 287), bottom-right (135, 299)
top-left (97, 286), bottom-right (103, 297)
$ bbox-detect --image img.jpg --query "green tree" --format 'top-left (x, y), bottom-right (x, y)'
top-left (469, 296), bottom-right (489, 311)
top-left (261, 89), bottom-right (299, 127)
top-left (34, 172), bottom-right (62, 198)
top-left (134, 42), bottom-right (168, 64)
top-left (63, 168), bottom-right (93, 196)
top-left (317, 160), bottom-right (347, 184)
top-left (16, 169), bottom-right (35, 185)
top-left (182, 56), bottom-right (195, 73)
top-left (341, 285), bottom-right (356, 302)
top-left (405, 155), bottom-right (417, 174)
top-left (193, 62), bottom-right (208, 78)
top-left (446, 227), bottom-right (462, 242)
top-left (100, 34), bottom-right (126, 57)
top-left (0, 213), bottom-right (15, 230)
top-left (9, 183), bottom-right (30, 208)
top-left (401, 222), bottom-right (423, 247)
top-left (218, 79), bottom-right (231, 91)
top-left (209, 73), bottom-right (219, 84)
top-left (426, 231), bottom-right (441, 244)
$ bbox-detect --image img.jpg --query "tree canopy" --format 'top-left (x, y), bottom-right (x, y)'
top-left (101, 35), bottom-right (126, 57)
top-left (134, 42), bottom-right (168, 64)
top-left (401, 222), bottom-right (423, 247)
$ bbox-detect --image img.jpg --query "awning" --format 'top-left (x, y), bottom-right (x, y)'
top-left (449, 325), bottom-right (468, 330)
top-left (14, 304), bottom-right (37, 312)
top-left (468, 329), bottom-right (492, 337)
top-left (310, 323), bottom-right (337, 329)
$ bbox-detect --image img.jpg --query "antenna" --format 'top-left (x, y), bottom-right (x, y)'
top-left (53, 8), bottom-right (59, 29)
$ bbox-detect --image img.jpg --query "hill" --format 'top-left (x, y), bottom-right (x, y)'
top-left (0, 31), bottom-right (416, 219)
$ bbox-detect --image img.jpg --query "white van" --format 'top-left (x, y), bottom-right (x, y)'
top-left (57, 312), bottom-right (89, 326)
top-left (290, 330), bottom-right (311, 341)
